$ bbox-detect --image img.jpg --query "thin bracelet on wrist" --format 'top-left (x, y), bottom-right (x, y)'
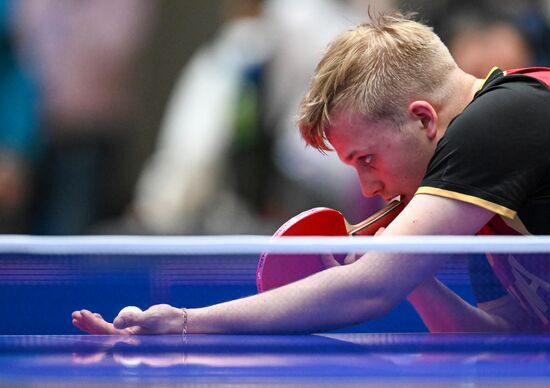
top-left (181, 308), bottom-right (188, 340)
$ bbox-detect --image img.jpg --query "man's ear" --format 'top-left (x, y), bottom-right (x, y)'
top-left (408, 101), bottom-right (438, 140)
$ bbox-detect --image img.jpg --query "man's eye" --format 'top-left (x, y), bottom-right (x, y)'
top-left (360, 155), bottom-right (373, 165)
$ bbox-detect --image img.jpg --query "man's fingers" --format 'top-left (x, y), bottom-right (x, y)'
top-left (72, 318), bottom-right (86, 332)
top-left (344, 252), bottom-right (359, 265)
top-left (375, 227), bottom-right (386, 236)
top-left (79, 310), bottom-right (125, 335)
top-left (71, 309), bottom-right (138, 335)
top-left (321, 253), bottom-right (341, 268)
top-left (125, 326), bottom-right (148, 335)
top-left (323, 253), bottom-right (364, 266)
top-left (320, 227), bottom-right (385, 268)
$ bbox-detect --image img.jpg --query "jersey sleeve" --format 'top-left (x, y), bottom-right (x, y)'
top-left (418, 76), bottom-right (550, 219)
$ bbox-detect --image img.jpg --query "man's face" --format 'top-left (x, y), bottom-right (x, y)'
top-left (327, 110), bottom-right (436, 203)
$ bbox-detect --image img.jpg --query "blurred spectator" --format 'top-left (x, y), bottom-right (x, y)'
top-left (507, 0), bottom-right (550, 66)
top-left (13, 0), bottom-right (157, 235)
top-left (401, 0), bottom-right (550, 68)
top-left (130, 0), bottom-right (274, 234)
top-left (127, 0), bottom-right (395, 235)
top-left (442, 6), bottom-right (534, 78)
top-left (0, 0), bottom-right (41, 233)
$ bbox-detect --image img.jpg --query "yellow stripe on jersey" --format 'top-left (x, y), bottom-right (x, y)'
top-left (416, 186), bottom-right (516, 219)
top-left (502, 215), bottom-right (531, 235)
top-left (480, 67), bottom-right (502, 90)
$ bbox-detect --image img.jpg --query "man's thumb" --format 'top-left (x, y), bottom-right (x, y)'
top-left (321, 253), bottom-right (341, 268)
top-left (113, 311), bottom-right (144, 329)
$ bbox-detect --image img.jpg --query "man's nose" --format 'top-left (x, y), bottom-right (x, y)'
top-left (359, 179), bottom-right (382, 197)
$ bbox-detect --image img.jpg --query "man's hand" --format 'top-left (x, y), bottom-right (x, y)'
top-left (321, 227), bottom-right (386, 268)
top-left (113, 304), bottom-right (184, 334)
top-left (72, 304), bottom-right (185, 335)
top-left (72, 310), bottom-right (138, 335)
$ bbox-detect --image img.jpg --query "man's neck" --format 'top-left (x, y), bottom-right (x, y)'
top-left (437, 70), bottom-right (484, 138)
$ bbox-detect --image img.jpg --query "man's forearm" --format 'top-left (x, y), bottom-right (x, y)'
top-left (186, 261), bottom-right (394, 334)
top-left (407, 277), bottom-right (516, 332)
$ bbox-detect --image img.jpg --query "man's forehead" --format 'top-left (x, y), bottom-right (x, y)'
top-left (330, 109), bottom-right (366, 126)
top-left (327, 111), bottom-right (373, 141)
top-left (326, 115), bottom-right (371, 161)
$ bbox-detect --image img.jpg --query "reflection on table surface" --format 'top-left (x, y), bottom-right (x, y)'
top-left (1, 333), bottom-right (550, 386)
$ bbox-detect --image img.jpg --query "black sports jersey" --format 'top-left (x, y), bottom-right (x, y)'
top-left (419, 67), bottom-right (550, 234)
top-left (417, 68), bottom-right (550, 327)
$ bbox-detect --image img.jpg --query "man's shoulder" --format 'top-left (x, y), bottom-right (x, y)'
top-left (471, 67), bottom-right (550, 111)
top-left (444, 68), bottom-right (550, 144)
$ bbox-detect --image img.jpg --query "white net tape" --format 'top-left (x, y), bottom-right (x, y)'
top-left (0, 235), bottom-right (548, 254)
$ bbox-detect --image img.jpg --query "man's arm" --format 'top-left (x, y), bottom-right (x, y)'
top-left (94, 194), bottom-right (504, 334)
top-left (390, 194), bottom-right (533, 332)
top-left (407, 276), bottom-right (538, 332)
top-left (395, 195), bottom-right (541, 332)
top-left (180, 194), bottom-right (497, 333)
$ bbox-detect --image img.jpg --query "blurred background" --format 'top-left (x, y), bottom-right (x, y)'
top-left (1, 0), bottom-right (549, 335)
top-left (0, 0), bottom-right (549, 237)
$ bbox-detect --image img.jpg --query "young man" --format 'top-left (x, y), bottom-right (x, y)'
top-left (73, 13), bottom-right (550, 335)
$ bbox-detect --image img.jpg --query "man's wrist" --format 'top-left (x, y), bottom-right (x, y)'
top-left (180, 307), bottom-right (199, 334)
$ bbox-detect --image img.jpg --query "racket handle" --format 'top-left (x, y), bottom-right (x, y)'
top-left (347, 199), bottom-right (404, 236)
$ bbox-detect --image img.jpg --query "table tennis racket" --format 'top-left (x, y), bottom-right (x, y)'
top-left (256, 199), bottom-right (404, 292)
top-left (257, 193), bottom-right (523, 294)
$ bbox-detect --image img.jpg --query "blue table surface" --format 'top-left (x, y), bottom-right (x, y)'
top-left (1, 333), bottom-right (550, 386)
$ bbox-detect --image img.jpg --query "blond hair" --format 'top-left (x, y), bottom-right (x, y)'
top-left (298, 13), bottom-right (457, 151)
